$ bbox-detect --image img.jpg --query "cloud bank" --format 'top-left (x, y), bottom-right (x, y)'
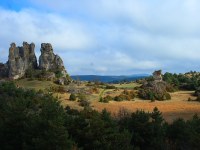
top-left (0, 0), bottom-right (200, 75)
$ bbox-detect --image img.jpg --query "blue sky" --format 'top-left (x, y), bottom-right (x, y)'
top-left (0, 0), bottom-right (200, 75)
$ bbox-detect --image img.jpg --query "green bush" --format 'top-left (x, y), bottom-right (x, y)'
top-left (105, 85), bottom-right (116, 89)
top-left (196, 95), bottom-right (200, 102)
top-left (99, 95), bottom-right (113, 103)
top-left (69, 93), bottom-right (76, 101)
top-left (114, 94), bottom-right (125, 101)
top-left (114, 90), bottom-right (135, 102)
top-left (79, 99), bottom-right (90, 107)
top-left (0, 82), bottom-right (73, 149)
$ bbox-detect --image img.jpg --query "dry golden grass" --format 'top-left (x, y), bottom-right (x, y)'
top-left (15, 79), bottom-right (200, 123)
top-left (90, 91), bottom-right (200, 122)
top-left (58, 90), bottom-right (200, 122)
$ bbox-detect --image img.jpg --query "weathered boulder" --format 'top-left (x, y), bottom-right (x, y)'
top-left (39, 43), bottom-right (67, 77)
top-left (8, 42), bottom-right (37, 79)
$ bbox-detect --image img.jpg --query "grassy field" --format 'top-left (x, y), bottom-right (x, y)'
top-left (15, 79), bottom-right (58, 90)
top-left (113, 82), bottom-right (141, 89)
top-left (14, 79), bottom-right (200, 123)
top-left (91, 91), bottom-right (200, 123)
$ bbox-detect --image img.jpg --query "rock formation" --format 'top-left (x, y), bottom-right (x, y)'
top-left (138, 70), bottom-right (173, 101)
top-left (39, 43), bottom-right (67, 77)
top-left (0, 42), bottom-right (70, 83)
top-left (8, 42), bottom-right (37, 79)
top-left (153, 70), bottom-right (162, 81)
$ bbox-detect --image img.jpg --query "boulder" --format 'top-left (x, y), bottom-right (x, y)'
top-left (8, 42), bottom-right (37, 79)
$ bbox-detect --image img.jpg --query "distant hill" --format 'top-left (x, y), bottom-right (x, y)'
top-left (71, 74), bottom-right (150, 83)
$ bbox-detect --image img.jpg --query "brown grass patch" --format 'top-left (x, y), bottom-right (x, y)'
top-left (90, 91), bottom-right (200, 123)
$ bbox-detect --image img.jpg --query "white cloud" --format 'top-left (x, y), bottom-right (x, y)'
top-left (1, 1), bottom-right (200, 74)
top-left (0, 8), bottom-right (94, 52)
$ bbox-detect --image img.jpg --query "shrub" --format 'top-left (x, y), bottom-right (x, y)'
top-left (46, 86), bottom-right (65, 93)
top-left (188, 97), bottom-right (192, 101)
top-left (114, 90), bottom-right (135, 102)
top-left (196, 95), bottom-right (200, 102)
top-left (105, 85), bottom-right (116, 89)
top-left (55, 70), bottom-right (64, 78)
top-left (77, 93), bottom-right (87, 101)
top-left (79, 99), bottom-right (90, 107)
top-left (69, 93), bottom-right (76, 101)
top-left (114, 94), bottom-right (125, 101)
top-left (164, 93), bottom-right (171, 100)
top-left (99, 95), bottom-right (113, 103)
top-left (77, 93), bottom-right (90, 107)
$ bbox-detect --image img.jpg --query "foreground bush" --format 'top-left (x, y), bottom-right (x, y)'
top-left (69, 93), bottom-right (76, 101)
top-left (0, 82), bottom-right (73, 150)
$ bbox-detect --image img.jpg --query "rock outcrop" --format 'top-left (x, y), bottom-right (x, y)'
top-left (39, 43), bottom-right (67, 77)
top-left (8, 42), bottom-right (37, 79)
top-left (153, 70), bottom-right (162, 81)
top-left (138, 70), bottom-right (173, 101)
top-left (138, 81), bottom-right (171, 101)
top-left (0, 42), bottom-right (70, 82)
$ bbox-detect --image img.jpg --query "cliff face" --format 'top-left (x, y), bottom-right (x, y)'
top-left (0, 42), bottom-right (69, 81)
top-left (8, 42), bottom-right (37, 79)
top-left (39, 43), bottom-right (67, 77)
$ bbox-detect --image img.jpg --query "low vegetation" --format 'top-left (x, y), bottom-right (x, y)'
top-left (99, 90), bottom-right (135, 103)
top-left (0, 82), bottom-right (200, 149)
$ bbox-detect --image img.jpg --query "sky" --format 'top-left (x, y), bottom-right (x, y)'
top-left (0, 0), bottom-right (200, 75)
